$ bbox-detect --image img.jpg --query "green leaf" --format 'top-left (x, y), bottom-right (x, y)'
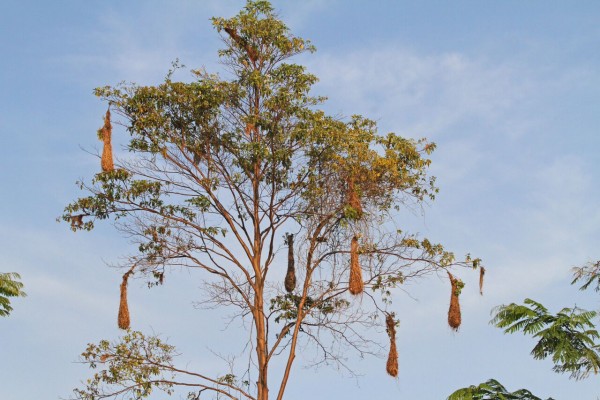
top-left (491, 299), bottom-right (600, 380)
top-left (447, 379), bottom-right (553, 400)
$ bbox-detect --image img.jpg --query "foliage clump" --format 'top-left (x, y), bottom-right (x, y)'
top-left (447, 378), bottom-right (554, 400)
top-left (491, 299), bottom-right (600, 380)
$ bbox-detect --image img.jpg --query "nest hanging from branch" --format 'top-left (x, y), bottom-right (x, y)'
top-left (347, 177), bottom-right (363, 218)
top-left (99, 108), bottom-right (114, 172)
top-left (118, 269), bottom-right (133, 330)
top-left (191, 137), bottom-right (211, 166)
top-left (284, 233), bottom-right (296, 293)
top-left (479, 267), bottom-right (486, 295)
top-left (447, 272), bottom-right (462, 331)
top-left (193, 151), bottom-right (202, 165)
top-left (349, 236), bottom-right (363, 295)
top-left (223, 26), bottom-right (258, 62)
top-left (385, 313), bottom-right (399, 377)
top-left (70, 214), bottom-right (83, 228)
top-left (244, 122), bottom-right (256, 138)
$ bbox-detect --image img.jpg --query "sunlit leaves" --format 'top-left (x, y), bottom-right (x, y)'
top-left (73, 331), bottom-right (176, 400)
top-left (212, 0), bottom-right (314, 70)
top-left (269, 293), bottom-right (350, 325)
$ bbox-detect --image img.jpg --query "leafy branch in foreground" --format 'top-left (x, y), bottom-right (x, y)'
top-left (0, 272), bottom-right (26, 317)
top-left (491, 298), bottom-right (600, 380)
top-left (74, 331), bottom-right (255, 400)
top-left (447, 378), bottom-right (554, 400)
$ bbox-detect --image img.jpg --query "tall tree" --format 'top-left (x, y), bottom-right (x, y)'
top-left (62, 2), bottom-right (481, 399)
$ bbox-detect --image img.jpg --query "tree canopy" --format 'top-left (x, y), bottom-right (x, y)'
top-left (62, 2), bottom-right (481, 399)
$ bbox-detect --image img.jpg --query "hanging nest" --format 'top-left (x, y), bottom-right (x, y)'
top-left (284, 233), bottom-right (296, 293)
top-left (349, 236), bottom-right (363, 295)
top-left (189, 136), bottom-right (211, 165)
top-left (347, 177), bottom-right (363, 218)
top-left (447, 272), bottom-right (462, 331)
top-left (479, 267), bottom-right (486, 295)
top-left (70, 214), bottom-right (83, 228)
top-left (223, 26), bottom-right (258, 62)
top-left (99, 108), bottom-right (114, 172)
top-left (118, 270), bottom-right (133, 330)
top-left (245, 122), bottom-right (256, 138)
top-left (385, 313), bottom-right (399, 377)
top-left (192, 148), bottom-right (203, 165)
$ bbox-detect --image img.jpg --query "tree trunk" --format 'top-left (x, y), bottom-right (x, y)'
top-left (255, 283), bottom-right (269, 400)
top-left (252, 140), bottom-right (269, 399)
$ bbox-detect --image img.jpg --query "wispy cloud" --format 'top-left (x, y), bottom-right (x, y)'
top-left (307, 48), bottom-right (537, 137)
top-left (304, 45), bottom-right (600, 308)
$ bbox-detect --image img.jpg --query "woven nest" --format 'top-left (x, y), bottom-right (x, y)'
top-left (100, 109), bottom-right (114, 172)
top-left (347, 178), bottom-right (363, 217)
top-left (447, 272), bottom-right (462, 331)
top-left (70, 214), bottom-right (83, 228)
top-left (349, 236), bottom-right (363, 295)
top-left (118, 271), bottom-right (132, 330)
top-left (479, 267), bottom-right (486, 295)
top-left (223, 27), bottom-right (258, 62)
top-left (284, 233), bottom-right (296, 293)
top-left (245, 122), bottom-right (256, 138)
top-left (385, 313), bottom-right (399, 377)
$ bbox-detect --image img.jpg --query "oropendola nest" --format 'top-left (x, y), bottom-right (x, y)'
top-left (347, 177), bottom-right (363, 218)
top-left (349, 236), bottom-right (363, 295)
top-left (447, 272), bottom-right (463, 331)
top-left (223, 26), bottom-right (258, 62)
top-left (479, 267), bottom-right (486, 296)
top-left (99, 108), bottom-right (114, 172)
top-left (385, 313), bottom-right (399, 377)
top-left (70, 214), bottom-right (83, 229)
top-left (284, 233), bottom-right (296, 293)
top-left (118, 271), bottom-right (132, 330)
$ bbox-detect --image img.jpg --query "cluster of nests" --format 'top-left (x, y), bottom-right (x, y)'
top-left (283, 177), bottom-right (487, 377)
top-left (85, 106), bottom-right (488, 379)
top-left (98, 108), bottom-right (132, 330)
top-left (69, 108), bottom-right (132, 331)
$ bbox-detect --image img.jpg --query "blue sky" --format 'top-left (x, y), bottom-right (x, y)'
top-left (1, 1), bottom-right (599, 399)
